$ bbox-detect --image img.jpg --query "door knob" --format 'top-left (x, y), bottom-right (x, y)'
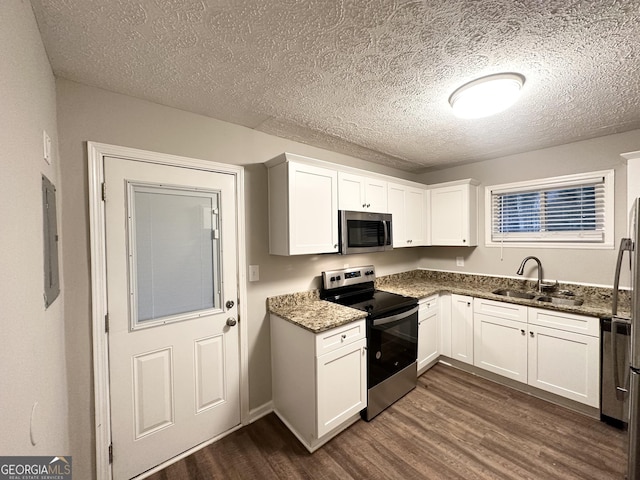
top-left (226, 317), bottom-right (237, 327)
top-left (226, 300), bottom-right (235, 309)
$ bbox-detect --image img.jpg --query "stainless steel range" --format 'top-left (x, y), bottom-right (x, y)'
top-left (320, 265), bottom-right (418, 421)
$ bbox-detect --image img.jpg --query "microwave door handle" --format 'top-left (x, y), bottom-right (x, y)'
top-left (612, 238), bottom-right (632, 315)
top-left (382, 220), bottom-right (389, 247)
top-left (372, 306), bottom-right (418, 326)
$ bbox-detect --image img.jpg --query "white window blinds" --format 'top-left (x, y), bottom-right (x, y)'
top-left (488, 170), bottom-right (614, 245)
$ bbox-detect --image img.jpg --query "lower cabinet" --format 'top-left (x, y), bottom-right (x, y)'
top-left (527, 308), bottom-right (600, 408)
top-left (271, 315), bottom-right (367, 452)
top-left (473, 298), bottom-right (528, 383)
top-left (470, 300), bottom-right (599, 408)
top-left (418, 295), bottom-right (439, 372)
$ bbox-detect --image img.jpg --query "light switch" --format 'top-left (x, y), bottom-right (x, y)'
top-left (249, 265), bottom-right (259, 282)
top-left (43, 130), bottom-right (52, 164)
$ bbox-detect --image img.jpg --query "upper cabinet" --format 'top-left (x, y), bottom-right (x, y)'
top-left (429, 179), bottom-right (479, 246)
top-left (387, 182), bottom-right (429, 248)
top-left (338, 172), bottom-right (388, 213)
top-left (265, 152), bottom-right (479, 255)
top-left (267, 154), bottom-right (339, 255)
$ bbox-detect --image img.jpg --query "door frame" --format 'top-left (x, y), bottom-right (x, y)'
top-left (88, 142), bottom-right (249, 480)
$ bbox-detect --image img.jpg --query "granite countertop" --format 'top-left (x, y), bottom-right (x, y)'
top-left (267, 269), bottom-right (628, 334)
top-left (267, 290), bottom-right (367, 333)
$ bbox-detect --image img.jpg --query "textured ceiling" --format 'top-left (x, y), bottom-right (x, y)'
top-left (30, 0), bottom-right (640, 172)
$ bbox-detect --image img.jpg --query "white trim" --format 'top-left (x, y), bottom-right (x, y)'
top-left (248, 401), bottom-right (274, 423)
top-left (484, 169), bottom-right (615, 249)
top-left (88, 142), bottom-right (250, 480)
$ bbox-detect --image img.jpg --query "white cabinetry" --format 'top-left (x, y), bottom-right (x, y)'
top-left (527, 307), bottom-right (599, 408)
top-left (387, 182), bottom-right (428, 247)
top-left (267, 154), bottom-right (338, 255)
top-left (418, 295), bottom-right (439, 373)
top-left (450, 294), bottom-right (473, 365)
top-left (338, 172), bottom-right (388, 213)
top-left (429, 179), bottom-right (478, 246)
top-left (271, 316), bottom-right (367, 452)
top-left (473, 298), bottom-right (528, 382)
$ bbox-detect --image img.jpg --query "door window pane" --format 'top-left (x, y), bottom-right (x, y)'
top-left (129, 184), bottom-right (221, 327)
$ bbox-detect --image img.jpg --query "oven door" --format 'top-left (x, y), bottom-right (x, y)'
top-left (339, 210), bottom-right (392, 255)
top-left (367, 305), bottom-right (418, 388)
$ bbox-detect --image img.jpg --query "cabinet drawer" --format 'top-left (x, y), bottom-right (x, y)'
top-left (528, 307), bottom-right (598, 337)
top-left (474, 297), bottom-right (527, 323)
top-left (315, 320), bottom-right (366, 356)
top-left (419, 295), bottom-right (438, 311)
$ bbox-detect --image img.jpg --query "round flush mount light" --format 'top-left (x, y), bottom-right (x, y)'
top-left (449, 73), bottom-right (525, 119)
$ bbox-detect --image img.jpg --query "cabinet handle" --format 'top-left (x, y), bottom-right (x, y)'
top-left (366, 203), bottom-right (370, 208)
top-left (341, 334), bottom-right (347, 341)
top-left (362, 203), bottom-right (366, 208)
top-left (334, 244), bottom-right (338, 248)
top-left (467, 302), bottom-right (471, 307)
top-left (530, 331), bottom-right (534, 338)
top-left (463, 239), bottom-right (466, 243)
top-left (520, 329), bottom-right (525, 335)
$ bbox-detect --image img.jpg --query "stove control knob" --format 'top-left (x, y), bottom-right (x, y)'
top-left (365, 270), bottom-right (374, 276)
top-left (330, 276), bottom-right (336, 282)
top-left (336, 276), bottom-right (342, 281)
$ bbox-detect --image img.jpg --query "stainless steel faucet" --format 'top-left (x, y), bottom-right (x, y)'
top-left (517, 256), bottom-right (544, 293)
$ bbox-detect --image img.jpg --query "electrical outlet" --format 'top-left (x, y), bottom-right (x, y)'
top-left (456, 257), bottom-right (464, 267)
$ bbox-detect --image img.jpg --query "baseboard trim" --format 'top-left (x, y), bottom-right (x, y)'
top-left (249, 401), bottom-right (274, 423)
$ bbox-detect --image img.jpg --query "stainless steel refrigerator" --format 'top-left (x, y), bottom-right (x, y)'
top-left (612, 197), bottom-right (640, 479)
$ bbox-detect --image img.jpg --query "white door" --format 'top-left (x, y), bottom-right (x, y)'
top-left (104, 156), bottom-right (240, 480)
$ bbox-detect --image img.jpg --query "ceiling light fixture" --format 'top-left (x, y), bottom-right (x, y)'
top-left (449, 73), bottom-right (525, 119)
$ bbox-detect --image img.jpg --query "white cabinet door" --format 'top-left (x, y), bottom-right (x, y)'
top-left (405, 186), bottom-right (427, 246)
top-left (364, 178), bottom-right (388, 213)
top-left (527, 324), bottom-right (599, 408)
top-left (338, 172), bottom-right (387, 213)
top-left (430, 182), bottom-right (478, 246)
top-left (388, 182), bottom-right (427, 247)
top-left (473, 298), bottom-right (528, 382)
top-left (316, 338), bottom-right (367, 438)
top-left (289, 163), bottom-right (338, 255)
top-left (337, 172), bottom-right (365, 212)
top-left (474, 314), bottom-right (528, 382)
top-left (450, 294), bottom-right (473, 365)
top-left (418, 296), bottom-right (439, 372)
top-left (387, 183), bottom-right (406, 247)
top-left (268, 158), bottom-right (339, 255)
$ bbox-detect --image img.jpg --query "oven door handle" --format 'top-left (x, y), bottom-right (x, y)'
top-left (372, 306), bottom-right (418, 326)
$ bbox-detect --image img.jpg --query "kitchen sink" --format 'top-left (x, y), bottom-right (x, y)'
top-left (536, 296), bottom-right (584, 306)
top-left (492, 288), bottom-right (584, 306)
top-left (492, 289), bottom-right (536, 300)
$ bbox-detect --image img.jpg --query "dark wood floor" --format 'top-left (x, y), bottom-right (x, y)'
top-left (147, 363), bottom-right (626, 479)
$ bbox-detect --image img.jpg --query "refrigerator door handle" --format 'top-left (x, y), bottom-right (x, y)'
top-left (613, 237), bottom-right (633, 316)
top-left (612, 315), bottom-right (632, 401)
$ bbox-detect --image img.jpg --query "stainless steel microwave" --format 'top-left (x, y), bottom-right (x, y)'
top-left (338, 210), bottom-right (393, 255)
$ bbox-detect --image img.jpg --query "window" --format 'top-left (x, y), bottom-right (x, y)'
top-left (485, 170), bottom-right (614, 248)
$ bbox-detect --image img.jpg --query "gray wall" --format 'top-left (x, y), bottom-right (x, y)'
top-left (55, 78), bottom-right (423, 478)
top-left (417, 130), bottom-right (640, 288)
top-left (0, 0), bottom-right (69, 461)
